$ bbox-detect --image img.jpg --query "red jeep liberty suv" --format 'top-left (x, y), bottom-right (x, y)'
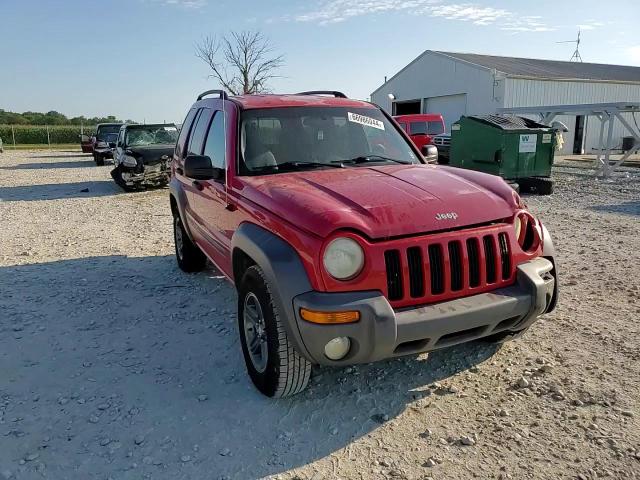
top-left (170, 90), bottom-right (558, 398)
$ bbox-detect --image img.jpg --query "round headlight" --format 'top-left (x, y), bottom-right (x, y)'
top-left (123, 155), bottom-right (138, 167)
top-left (323, 237), bottom-right (364, 280)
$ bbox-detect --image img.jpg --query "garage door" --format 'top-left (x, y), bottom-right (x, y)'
top-left (424, 94), bottom-right (467, 132)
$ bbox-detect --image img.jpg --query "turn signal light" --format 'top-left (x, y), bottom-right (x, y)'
top-left (300, 308), bottom-right (360, 324)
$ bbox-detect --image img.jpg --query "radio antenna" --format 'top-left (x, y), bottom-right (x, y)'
top-left (557, 29), bottom-right (583, 62)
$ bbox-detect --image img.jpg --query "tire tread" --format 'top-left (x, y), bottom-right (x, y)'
top-left (249, 266), bottom-right (311, 397)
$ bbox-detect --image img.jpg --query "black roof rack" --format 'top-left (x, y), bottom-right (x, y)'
top-left (197, 90), bottom-right (229, 101)
top-left (296, 90), bottom-right (347, 98)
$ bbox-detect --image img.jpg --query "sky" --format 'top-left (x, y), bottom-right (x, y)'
top-left (1, 0), bottom-right (639, 123)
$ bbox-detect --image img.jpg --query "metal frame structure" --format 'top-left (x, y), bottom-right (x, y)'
top-left (498, 102), bottom-right (640, 177)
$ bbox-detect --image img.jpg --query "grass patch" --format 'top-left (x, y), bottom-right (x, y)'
top-left (2, 144), bottom-right (82, 151)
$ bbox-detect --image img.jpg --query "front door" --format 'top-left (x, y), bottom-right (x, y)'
top-left (191, 108), bottom-right (236, 276)
top-left (114, 128), bottom-right (126, 165)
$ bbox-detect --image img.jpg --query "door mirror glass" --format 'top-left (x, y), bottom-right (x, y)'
top-left (184, 154), bottom-right (223, 181)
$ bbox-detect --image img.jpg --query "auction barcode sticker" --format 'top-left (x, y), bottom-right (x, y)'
top-left (348, 112), bottom-right (385, 130)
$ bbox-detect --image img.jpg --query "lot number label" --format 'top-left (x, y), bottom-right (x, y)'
top-left (348, 112), bottom-right (385, 130)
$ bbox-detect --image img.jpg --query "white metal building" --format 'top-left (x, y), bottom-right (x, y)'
top-left (371, 51), bottom-right (640, 154)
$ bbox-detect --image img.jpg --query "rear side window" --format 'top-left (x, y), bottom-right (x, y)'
top-left (175, 108), bottom-right (198, 157)
top-left (188, 108), bottom-right (213, 156)
top-left (203, 111), bottom-right (226, 169)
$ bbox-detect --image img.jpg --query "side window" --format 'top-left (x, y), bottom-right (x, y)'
top-left (203, 111), bottom-right (226, 169)
top-left (187, 108), bottom-right (213, 156)
top-left (409, 122), bottom-right (428, 135)
top-left (175, 108), bottom-right (199, 157)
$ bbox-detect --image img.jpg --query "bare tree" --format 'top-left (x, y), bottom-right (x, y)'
top-left (195, 31), bottom-right (284, 95)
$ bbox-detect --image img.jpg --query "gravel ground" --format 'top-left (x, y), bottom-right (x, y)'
top-left (1, 151), bottom-right (639, 480)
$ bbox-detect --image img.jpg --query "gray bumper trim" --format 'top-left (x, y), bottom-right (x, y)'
top-left (293, 257), bottom-right (555, 366)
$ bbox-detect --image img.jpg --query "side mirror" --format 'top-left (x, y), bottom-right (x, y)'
top-left (184, 154), bottom-right (223, 181)
top-left (421, 145), bottom-right (438, 163)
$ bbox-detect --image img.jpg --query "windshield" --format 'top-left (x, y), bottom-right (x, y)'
top-left (96, 125), bottom-right (121, 140)
top-left (239, 107), bottom-right (419, 175)
top-left (98, 133), bottom-right (118, 143)
top-left (409, 121), bottom-right (445, 136)
top-left (125, 125), bottom-right (178, 147)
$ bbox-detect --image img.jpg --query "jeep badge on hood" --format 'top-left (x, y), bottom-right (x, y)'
top-left (435, 212), bottom-right (459, 220)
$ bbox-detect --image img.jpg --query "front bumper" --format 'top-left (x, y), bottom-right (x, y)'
top-left (121, 162), bottom-right (169, 185)
top-left (292, 257), bottom-right (556, 366)
top-left (436, 146), bottom-right (450, 158)
top-left (94, 148), bottom-right (113, 158)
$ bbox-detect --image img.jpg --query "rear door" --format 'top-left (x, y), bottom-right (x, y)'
top-left (180, 108), bottom-right (214, 244)
top-left (172, 108), bottom-right (207, 234)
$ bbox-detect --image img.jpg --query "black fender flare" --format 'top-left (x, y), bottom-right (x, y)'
top-left (169, 178), bottom-right (196, 241)
top-left (231, 222), bottom-right (314, 361)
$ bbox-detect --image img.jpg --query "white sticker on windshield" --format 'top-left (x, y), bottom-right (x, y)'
top-left (348, 112), bottom-right (385, 130)
top-left (163, 127), bottom-right (177, 132)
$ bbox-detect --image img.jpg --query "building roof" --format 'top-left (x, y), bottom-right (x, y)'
top-left (434, 51), bottom-right (640, 83)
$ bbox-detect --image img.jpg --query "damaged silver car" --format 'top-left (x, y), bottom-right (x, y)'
top-left (111, 123), bottom-right (178, 191)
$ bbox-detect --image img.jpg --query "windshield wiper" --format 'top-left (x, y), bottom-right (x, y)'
top-left (332, 155), bottom-right (413, 165)
top-left (251, 161), bottom-right (345, 172)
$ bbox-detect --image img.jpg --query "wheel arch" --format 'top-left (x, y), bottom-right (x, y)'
top-left (168, 181), bottom-right (196, 241)
top-left (231, 222), bottom-right (314, 361)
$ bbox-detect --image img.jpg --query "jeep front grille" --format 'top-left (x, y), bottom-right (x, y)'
top-left (483, 235), bottom-right (497, 283)
top-left (384, 250), bottom-right (403, 301)
top-left (407, 246), bottom-right (425, 298)
top-left (383, 228), bottom-right (515, 305)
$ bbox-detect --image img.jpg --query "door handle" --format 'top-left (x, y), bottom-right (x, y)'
top-left (192, 180), bottom-right (204, 191)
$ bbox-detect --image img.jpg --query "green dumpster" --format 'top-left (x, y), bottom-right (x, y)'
top-left (449, 115), bottom-right (555, 194)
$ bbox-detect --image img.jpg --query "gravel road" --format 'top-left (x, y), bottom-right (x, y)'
top-left (1, 151), bottom-right (639, 480)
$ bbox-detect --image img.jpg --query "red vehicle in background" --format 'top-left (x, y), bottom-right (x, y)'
top-left (394, 113), bottom-right (445, 153)
top-left (80, 134), bottom-right (93, 153)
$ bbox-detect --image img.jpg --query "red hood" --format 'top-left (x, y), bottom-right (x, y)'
top-left (239, 165), bottom-right (517, 239)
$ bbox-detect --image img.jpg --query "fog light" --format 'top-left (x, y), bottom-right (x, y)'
top-left (324, 337), bottom-right (351, 361)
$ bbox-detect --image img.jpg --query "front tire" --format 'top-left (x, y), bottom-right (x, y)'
top-left (238, 265), bottom-right (311, 397)
top-left (173, 213), bottom-right (206, 272)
